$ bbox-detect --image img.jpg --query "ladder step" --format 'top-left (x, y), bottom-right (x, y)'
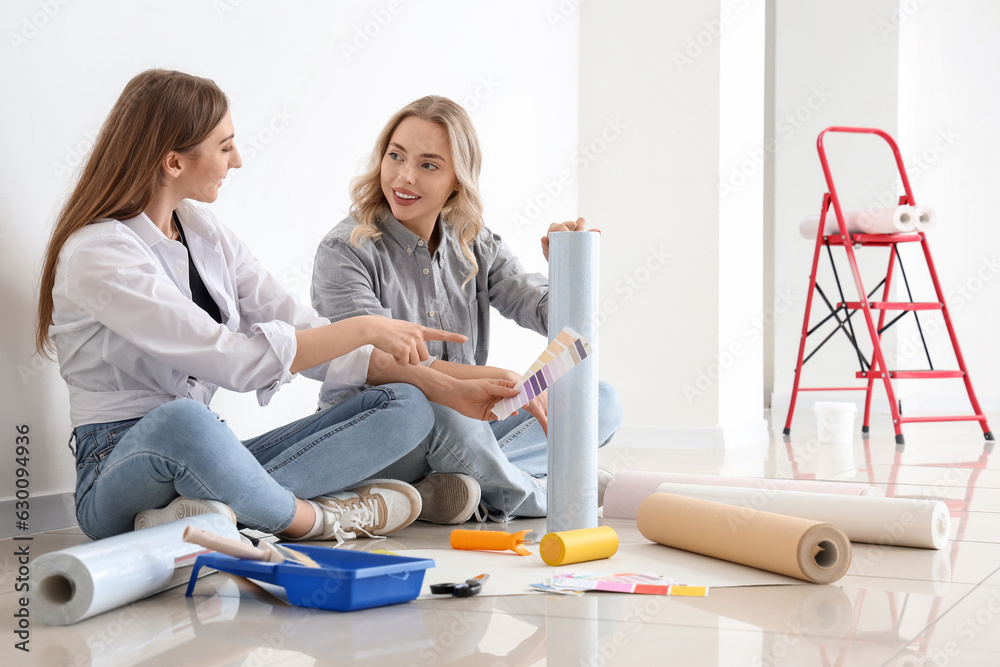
top-left (901, 415), bottom-right (986, 424)
top-left (823, 233), bottom-right (922, 245)
top-left (855, 370), bottom-right (965, 379)
top-left (839, 301), bottom-right (942, 311)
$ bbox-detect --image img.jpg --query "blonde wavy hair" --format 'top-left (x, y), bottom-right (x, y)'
top-left (349, 95), bottom-right (484, 285)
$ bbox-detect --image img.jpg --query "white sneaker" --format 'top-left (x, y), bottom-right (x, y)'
top-left (414, 473), bottom-right (481, 524)
top-left (134, 497), bottom-right (236, 531)
top-left (312, 479), bottom-right (421, 543)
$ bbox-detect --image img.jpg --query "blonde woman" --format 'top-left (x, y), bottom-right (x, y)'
top-left (37, 72), bottom-right (518, 541)
top-left (312, 96), bottom-right (622, 522)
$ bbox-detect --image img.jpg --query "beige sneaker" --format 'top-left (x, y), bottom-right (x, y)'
top-left (414, 473), bottom-right (482, 524)
top-left (134, 497), bottom-right (236, 531)
top-left (597, 465), bottom-right (615, 508)
top-left (312, 479), bottom-right (421, 543)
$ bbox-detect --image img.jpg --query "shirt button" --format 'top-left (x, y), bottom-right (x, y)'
top-left (428, 310), bottom-right (435, 317)
top-left (423, 268), bottom-right (429, 275)
top-left (417, 240), bottom-right (425, 246)
top-left (407, 247), bottom-right (412, 254)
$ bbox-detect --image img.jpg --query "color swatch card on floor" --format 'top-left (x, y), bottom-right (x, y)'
top-left (543, 572), bottom-right (709, 597)
top-left (491, 326), bottom-right (592, 420)
top-left (404, 541), bottom-right (800, 598)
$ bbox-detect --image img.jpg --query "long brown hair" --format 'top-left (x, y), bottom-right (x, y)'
top-left (349, 95), bottom-right (484, 286)
top-left (36, 69), bottom-right (228, 357)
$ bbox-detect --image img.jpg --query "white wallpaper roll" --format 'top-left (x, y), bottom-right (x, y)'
top-left (915, 205), bottom-right (937, 231)
top-left (655, 482), bottom-right (950, 549)
top-left (32, 514), bottom-right (240, 625)
top-left (798, 205), bottom-right (926, 238)
top-left (601, 471), bottom-right (883, 520)
top-left (546, 231), bottom-right (600, 534)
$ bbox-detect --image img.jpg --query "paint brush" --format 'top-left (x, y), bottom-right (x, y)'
top-left (450, 529), bottom-right (536, 556)
top-left (182, 526), bottom-right (320, 568)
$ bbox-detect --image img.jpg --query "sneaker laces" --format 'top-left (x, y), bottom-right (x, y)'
top-left (319, 494), bottom-right (385, 546)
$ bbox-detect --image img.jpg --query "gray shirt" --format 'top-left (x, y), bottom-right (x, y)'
top-left (312, 215), bottom-right (549, 367)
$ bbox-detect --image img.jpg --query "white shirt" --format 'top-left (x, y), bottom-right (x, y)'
top-left (50, 200), bottom-right (372, 427)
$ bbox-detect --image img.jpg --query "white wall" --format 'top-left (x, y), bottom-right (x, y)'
top-left (894, 0), bottom-right (1000, 412)
top-left (0, 0), bottom-right (579, 528)
top-left (770, 0), bottom-right (901, 416)
top-left (770, 0), bottom-right (1000, 427)
top-left (579, 0), bottom-right (768, 449)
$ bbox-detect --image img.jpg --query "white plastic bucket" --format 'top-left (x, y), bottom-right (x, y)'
top-left (814, 402), bottom-right (857, 444)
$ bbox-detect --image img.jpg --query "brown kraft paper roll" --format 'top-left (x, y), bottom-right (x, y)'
top-left (636, 493), bottom-right (852, 584)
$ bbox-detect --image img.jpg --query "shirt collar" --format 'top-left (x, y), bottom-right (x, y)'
top-left (120, 212), bottom-right (169, 248)
top-left (380, 213), bottom-right (453, 256)
top-left (176, 200), bottom-right (220, 244)
top-left (121, 200), bottom-right (220, 248)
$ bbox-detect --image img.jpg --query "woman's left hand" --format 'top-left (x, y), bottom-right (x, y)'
top-left (541, 217), bottom-right (601, 261)
top-left (446, 378), bottom-right (520, 421)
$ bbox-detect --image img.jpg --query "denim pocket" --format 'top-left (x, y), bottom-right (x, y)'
top-left (74, 419), bottom-right (138, 500)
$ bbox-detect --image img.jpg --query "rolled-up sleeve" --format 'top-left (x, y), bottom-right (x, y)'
top-left (65, 234), bottom-right (297, 397)
top-left (223, 227), bottom-right (375, 399)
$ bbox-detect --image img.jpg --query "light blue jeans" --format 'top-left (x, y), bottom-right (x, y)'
top-left (73, 384), bottom-right (432, 539)
top-left (371, 380), bottom-right (623, 520)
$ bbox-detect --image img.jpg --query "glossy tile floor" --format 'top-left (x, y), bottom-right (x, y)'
top-left (4, 408), bottom-right (1000, 666)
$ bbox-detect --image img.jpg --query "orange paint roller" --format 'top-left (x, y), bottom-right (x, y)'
top-left (450, 529), bottom-right (534, 556)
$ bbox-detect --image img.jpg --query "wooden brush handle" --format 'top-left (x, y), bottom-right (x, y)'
top-left (183, 526), bottom-right (281, 563)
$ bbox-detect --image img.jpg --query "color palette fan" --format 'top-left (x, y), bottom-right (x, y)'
top-left (491, 326), bottom-right (592, 420)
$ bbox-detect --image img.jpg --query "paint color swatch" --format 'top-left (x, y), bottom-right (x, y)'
top-left (491, 326), bottom-right (592, 420)
top-left (546, 572), bottom-right (709, 597)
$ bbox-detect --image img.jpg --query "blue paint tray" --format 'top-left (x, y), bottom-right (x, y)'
top-left (185, 544), bottom-right (435, 612)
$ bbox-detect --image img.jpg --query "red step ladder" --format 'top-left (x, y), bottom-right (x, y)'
top-left (783, 126), bottom-right (993, 445)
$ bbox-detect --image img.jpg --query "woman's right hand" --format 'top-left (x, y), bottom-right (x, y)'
top-left (445, 378), bottom-right (520, 421)
top-left (360, 315), bottom-right (467, 365)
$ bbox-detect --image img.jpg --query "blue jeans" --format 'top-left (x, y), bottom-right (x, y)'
top-left (371, 380), bottom-right (623, 520)
top-left (73, 384), bottom-right (432, 539)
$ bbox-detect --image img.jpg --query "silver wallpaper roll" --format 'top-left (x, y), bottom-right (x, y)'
top-left (546, 231), bottom-right (599, 533)
top-left (32, 514), bottom-right (240, 626)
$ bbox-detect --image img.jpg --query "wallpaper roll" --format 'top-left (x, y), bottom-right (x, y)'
top-left (32, 514), bottom-right (240, 626)
top-left (798, 205), bottom-right (923, 238)
top-left (637, 493), bottom-right (852, 584)
top-left (656, 483), bottom-right (950, 549)
top-left (602, 471), bottom-right (882, 520)
top-left (546, 231), bottom-right (600, 533)
top-left (914, 205), bottom-right (937, 232)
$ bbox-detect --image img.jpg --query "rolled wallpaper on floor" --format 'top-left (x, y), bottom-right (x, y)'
top-left (637, 493), bottom-right (852, 585)
top-left (32, 514), bottom-right (240, 626)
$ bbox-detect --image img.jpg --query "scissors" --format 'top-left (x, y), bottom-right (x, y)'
top-left (430, 573), bottom-right (489, 597)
